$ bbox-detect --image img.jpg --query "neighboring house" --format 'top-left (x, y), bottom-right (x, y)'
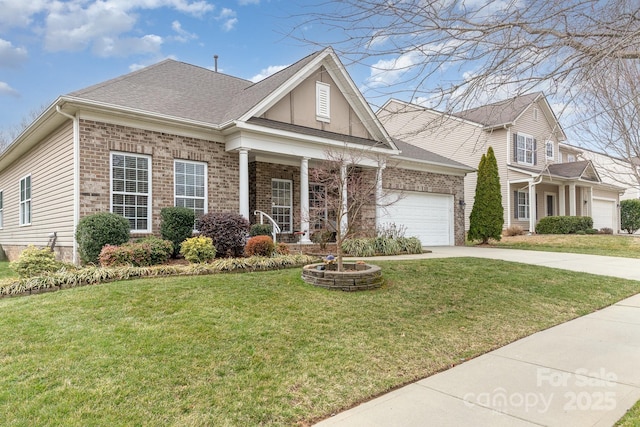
top-left (562, 143), bottom-right (640, 200)
top-left (378, 92), bottom-right (624, 233)
top-left (0, 47), bottom-right (472, 263)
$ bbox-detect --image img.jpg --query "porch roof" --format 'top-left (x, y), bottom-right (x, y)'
top-left (544, 161), bottom-right (600, 182)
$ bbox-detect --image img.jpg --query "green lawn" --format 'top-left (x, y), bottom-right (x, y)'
top-left (1, 258), bottom-right (638, 426)
top-left (489, 234), bottom-right (640, 258)
top-left (617, 400), bottom-right (640, 426)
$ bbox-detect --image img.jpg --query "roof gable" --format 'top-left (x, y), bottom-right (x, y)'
top-left (452, 92), bottom-right (542, 127)
top-left (545, 160), bottom-right (601, 182)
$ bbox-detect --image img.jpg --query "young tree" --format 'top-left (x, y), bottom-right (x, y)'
top-left (309, 148), bottom-right (396, 271)
top-left (468, 146), bottom-right (503, 244)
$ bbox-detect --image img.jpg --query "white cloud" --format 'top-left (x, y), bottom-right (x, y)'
top-left (250, 64), bottom-right (290, 82)
top-left (217, 8), bottom-right (237, 31)
top-left (0, 39), bottom-right (28, 68)
top-left (365, 50), bottom-right (425, 88)
top-left (0, 0), bottom-right (49, 30)
top-left (93, 34), bottom-right (164, 57)
top-left (0, 81), bottom-right (20, 97)
top-left (170, 20), bottom-right (198, 42)
top-left (129, 54), bottom-right (178, 71)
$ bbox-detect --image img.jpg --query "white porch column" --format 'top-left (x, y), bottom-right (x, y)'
top-left (340, 163), bottom-right (348, 234)
top-left (375, 160), bottom-right (386, 229)
top-left (238, 149), bottom-right (250, 219)
top-left (587, 186), bottom-right (593, 217)
top-left (559, 184), bottom-right (566, 216)
top-left (569, 182), bottom-right (576, 216)
top-left (299, 157), bottom-right (312, 244)
top-left (529, 181), bottom-right (536, 233)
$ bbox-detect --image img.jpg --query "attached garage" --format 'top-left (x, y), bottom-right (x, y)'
top-left (380, 191), bottom-right (454, 246)
top-left (592, 198), bottom-right (617, 231)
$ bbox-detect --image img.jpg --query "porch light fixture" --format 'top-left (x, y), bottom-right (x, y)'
top-left (584, 200), bottom-right (588, 205)
top-left (459, 200), bottom-right (466, 207)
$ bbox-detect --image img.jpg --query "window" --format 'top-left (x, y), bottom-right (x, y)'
top-left (111, 152), bottom-right (151, 232)
top-left (516, 133), bottom-right (536, 166)
top-left (545, 141), bottom-right (554, 160)
top-left (567, 154), bottom-right (576, 162)
top-left (174, 160), bottom-right (207, 219)
top-left (19, 175), bottom-right (31, 226)
top-left (516, 191), bottom-right (529, 220)
top-left (0, 190), bottom-right (4, 229)
top-left (316, 81), bottom-right (330, 122)
top-left (309, 183), bottom-right (327, 231)
top-left (272, 179), bottom-right (292, 233)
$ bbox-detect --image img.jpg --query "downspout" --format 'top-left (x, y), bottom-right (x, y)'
top-left (55, 106), bottom-right (80, 265)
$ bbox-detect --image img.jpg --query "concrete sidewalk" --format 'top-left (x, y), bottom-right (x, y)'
top-left (319, 247), bottom-right (640, 426)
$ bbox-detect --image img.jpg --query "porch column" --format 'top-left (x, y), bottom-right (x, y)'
top-left (587, 186), bottom-right (593, 217)
top-left (529, 181), bottom-right (536, 233)
top-left (569, 183), bottom-right (576, 216)
top-left (340, 163), bottom-right (348, 234)
top-left (299, 157), bottom-right (312, 244)
top-left (375, 160), bottom-right (386, 228)
top-left (239, 148), bottom-right (250, 219)
top-left (559, 184), bottom-right (566, 216)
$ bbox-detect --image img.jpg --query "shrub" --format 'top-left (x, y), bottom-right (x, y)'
top-left (245, 236), bottom-right (275, 257)
top-left (341, 238), bottom-right (376, 257)
top-left (249, 223), bottom-right (273, 237)
top-left (503, 225), bottom-right (525, 237)
top-left (374, 236), bottom-right (401, 255)
top-left (137, 236), bottom-right (173, 265)
top-left (377, 223), bottom-right (407, 239)
top-left (620, 199), bottom-right (640, 234)
top-left (99, 244), bottom-right (136, 267)
top-left (397, 237), bottom-right (423, 254)
top-left (10, 246), bottom-right (67, 278)
top-left (536, 216), bottom-right (593, 234)
top-left (585, 228), bottom-right (598, 235)
top-left (275, 242), bottom-right (290, 255)
top-left (468, 146), bottom-right (503, 243)
top-left (160, 207), bottom-right (195, 257)
top-left (76, 212), bottom-right (130, 264)
top-left (197, 212), bottom-right (250, 257)
top-left (600, 227), bottom-right (613, 235)
top-left (180, 236), bottom-right (216, 263)
top-left (311, 230), bottom-right (335, 250)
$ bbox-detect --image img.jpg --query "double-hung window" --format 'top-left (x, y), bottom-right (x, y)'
top-left (0, 190), bottom-right (4, 229)
top-left (545, 141), bottom-right (554, 160)
top-left (111, 152), bottom-right (151, 232)
top-left (19, 175), bottom-right (31, 226)
top-left (309, 183), bottom-right (327, 231)
top-left (516, 191), bottom-right (530, 220)
top-left (272, 179), bottom-right (292, 233)
top-left (516, 133), bottom-right (536, 166)
top-left (174, 160), bottom-right (207, 219)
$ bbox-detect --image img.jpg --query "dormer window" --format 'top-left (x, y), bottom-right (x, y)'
top-left (316, 82), bottom-right (330, 123)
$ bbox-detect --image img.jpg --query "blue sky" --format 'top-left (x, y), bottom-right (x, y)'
top-left (0, 0), bottom-right (381, 137)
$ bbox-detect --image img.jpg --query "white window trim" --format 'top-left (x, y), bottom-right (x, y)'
top-left (517, 191), bottom-right (530, 220)
top-left (174, 159), bottom-right (208, 219)
top-left (0, 189), bottom-right (4, 229)
top-left (544, 192), bottom-right (556, 217)
top-left (272, 178), bottom-right (293, 234)
top-left (316, 81), bottom-right (330, 123)
top-left (110, 152), bottom-right (152, 234)
top-left (19, 174), bottom-right (31, 227)
top-left (516, 133), bottom-right (535, 166)
top-left (545, 140), bottom-right (555, 160)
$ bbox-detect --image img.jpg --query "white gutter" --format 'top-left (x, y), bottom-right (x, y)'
top-left (55, 106), bottom-right (80, 265)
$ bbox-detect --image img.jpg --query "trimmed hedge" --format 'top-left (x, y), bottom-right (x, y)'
top-left (536, 216), bottom-right (594, 234)
top-left (160, 207), bottom-right (196, 257)
top-left (245, 236), bottom-right (275, 257)
top-left (620, 199), bottom-right (640, 234)
top-left (76, 212), bottom-right (131, 264)
top-left (196, 212), bottom-right (250, 258)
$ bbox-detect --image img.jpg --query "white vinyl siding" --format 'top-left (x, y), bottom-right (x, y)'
top-left (0, 122), bottom-right (74, 251)
top-left (316, 81), bottom-right (330, 122)
top-left (111, 152), bottom-right (151, 233)
top-left (272, 179), bottom-right (293, 233)
top-left (19, 175), bottom-right (31, 226)
top-left (0, 190), bottom-right (4, 229)
top-left (174, 160), bottom-right (207, 219)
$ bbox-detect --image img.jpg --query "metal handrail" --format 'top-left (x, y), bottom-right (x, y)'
top-left (253, 210), bottom-right (281, 243)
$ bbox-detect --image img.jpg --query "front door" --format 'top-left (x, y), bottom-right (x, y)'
top-left (546, 194), bottom-right (555, 217)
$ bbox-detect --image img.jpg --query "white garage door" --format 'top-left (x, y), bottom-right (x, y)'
top-left (592, 199), bottom-right (616, 231)
top-left (381, 192), bottom-right (454, 246)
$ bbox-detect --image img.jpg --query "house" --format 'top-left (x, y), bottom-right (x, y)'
top-left (378, 92), bottom-right (624, 234)
top-left (0, 47), bottom-right (473, 263)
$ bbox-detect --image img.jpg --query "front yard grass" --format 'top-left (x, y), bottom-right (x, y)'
top-left (1, 258), bottom-right (639, 426)
top-left (617, 400), bottom-right (640, 426)
top-left (490, 234), bottom-right (640, 258)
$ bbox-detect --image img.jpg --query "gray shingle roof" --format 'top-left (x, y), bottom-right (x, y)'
top-left (545, 161), bottom-right (599, 181)
top-left (68, 50), bottom-right (325, 126)
top-left (452, 92), bottom-right (542, 127)
top-left (392, 138), bottom-right (474, 171)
